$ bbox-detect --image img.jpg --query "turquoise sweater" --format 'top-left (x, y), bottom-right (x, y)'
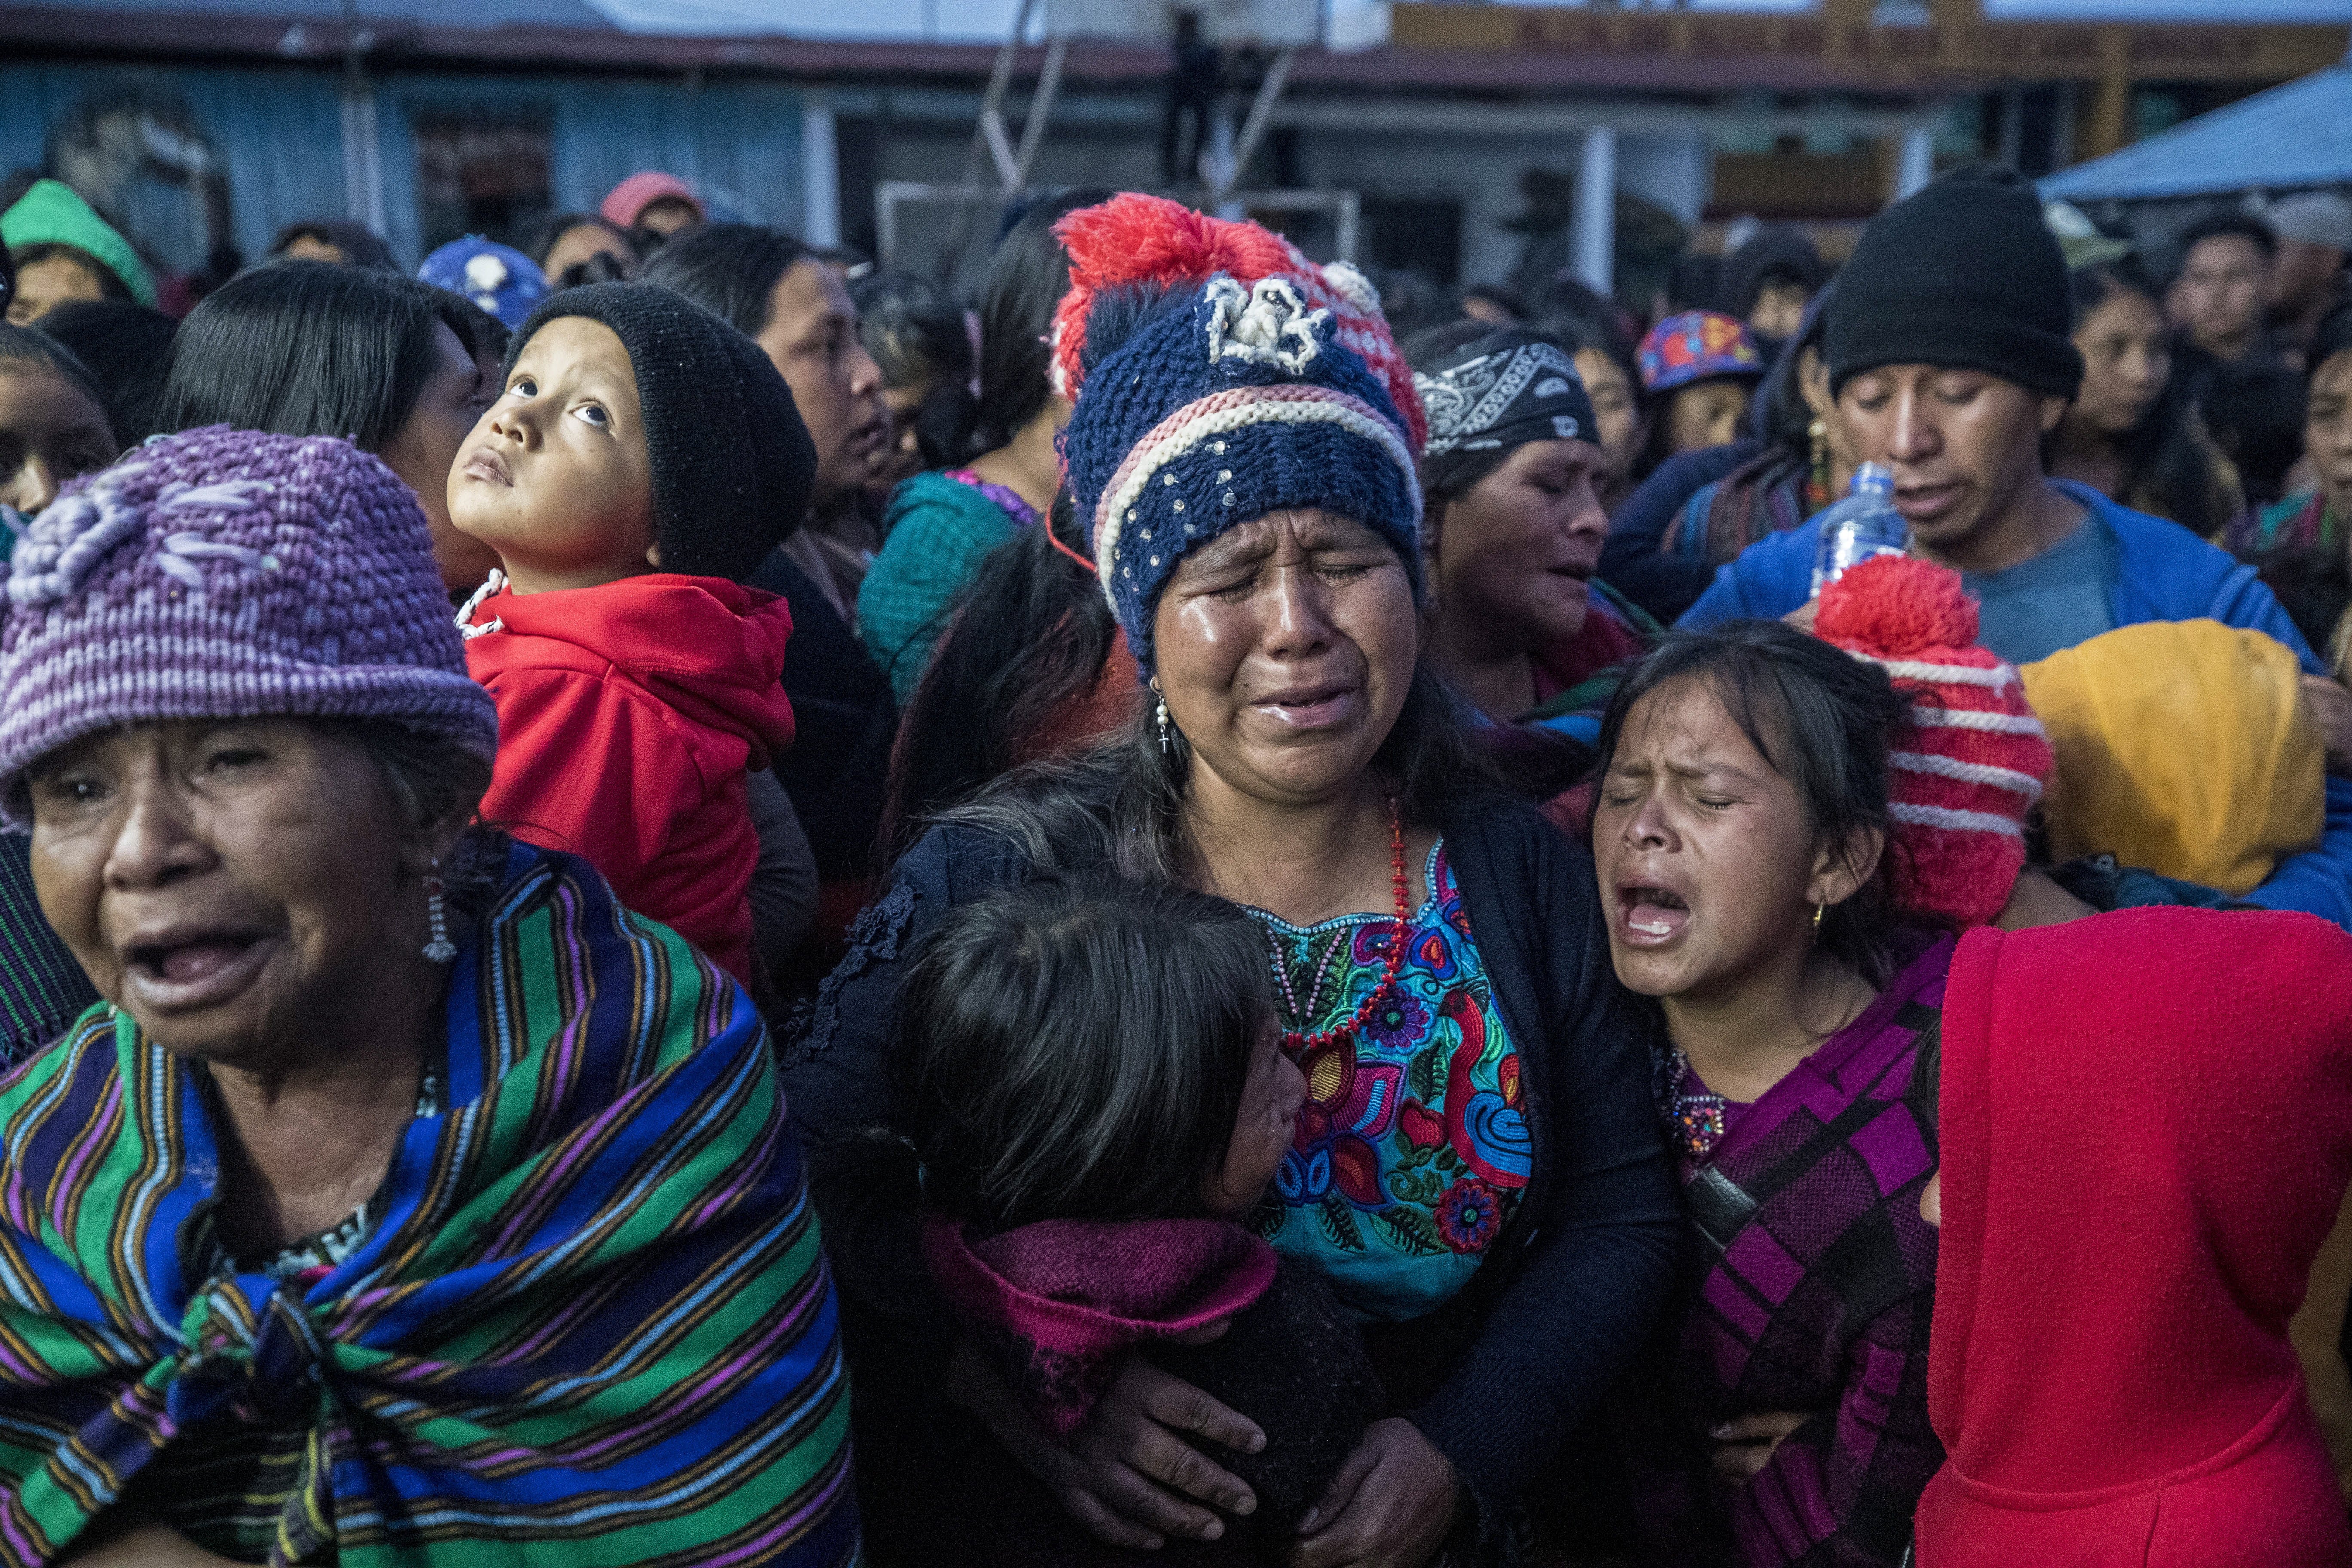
top-left (858, 470), bottom-right (1027, 706)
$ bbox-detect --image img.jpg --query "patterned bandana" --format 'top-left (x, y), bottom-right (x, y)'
top-left (1412, 329), bottom-right (1599, 493)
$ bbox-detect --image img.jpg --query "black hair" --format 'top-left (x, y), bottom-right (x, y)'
top-left (263, 220), bottom-right (400, 273)
top-left (28, 300), bottom-right (175, 443)
top-left (2309, 299), bottom-right (2352, 381)
top-left (1369, 268), bottom-right (1460, 342)
top-left (880, 492), bottom-right (1122, 855)
top-left (1459, 281), bottom-right (1528, 322)
top-left (1720, 223), bottom-right (1830, 324)
top-left (0, 322), bottom-right (110, 428)
top-left (2178, 211), bottom-right (2279, 266)
top-left (153, 263), bottom-right (481, 453)
top-left (7, 243), bottom-right (132, 303)
top-left (1744, 279), bottom-right (1837, 455)
top-left (969, 188), bottom-right (1112, 458)
top-left (1592, 622), bottom-right (1915, 987)
top-left (2062, 263), bottom-right (2240, 539)
top-left (850, 268), bottom-right (977, 467)
top-left (636, 224), bottom-right (812, 338)
top-left (524, 211), bottom-right (637, 271)
top-left (891, 873), bottom-right (1274, 1234)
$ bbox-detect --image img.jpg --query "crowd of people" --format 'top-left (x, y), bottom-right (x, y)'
top-left (2, 154), bottom-right (2352, 1568)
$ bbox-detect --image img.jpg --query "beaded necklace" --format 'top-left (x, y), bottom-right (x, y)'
top-left (1277, 798), bottom-right (1410, 1055)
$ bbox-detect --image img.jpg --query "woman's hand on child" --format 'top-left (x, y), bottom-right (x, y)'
top-left (1290, 1417), bottom-right (1459, 1568)
top-left (1055, 1357), bottom-right (1266, 1545)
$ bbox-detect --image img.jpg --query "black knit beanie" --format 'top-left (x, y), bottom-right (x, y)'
top-left (1825, 166), bottom-right (2085, 400)
top-left (507, 282), bottom-right (816, 582)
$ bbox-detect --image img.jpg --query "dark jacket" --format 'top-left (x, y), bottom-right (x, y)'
top-left (1598, 441), bottom-right (1761, 623)
top-left (781, 787), bottom-right (1680, 1535)
top-left (750, 548), bottom-right (899, 884)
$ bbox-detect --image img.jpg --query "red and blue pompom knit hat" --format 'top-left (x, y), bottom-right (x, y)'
top-left (1060, 272), bottom-right (1422, 677)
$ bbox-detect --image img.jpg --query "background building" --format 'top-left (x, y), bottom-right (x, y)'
top-left (2, 0), bottom-right (2343, 295)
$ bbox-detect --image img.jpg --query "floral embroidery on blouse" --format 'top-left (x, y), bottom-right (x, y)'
top-left (1244, 842), bottom-right (1528, 1322)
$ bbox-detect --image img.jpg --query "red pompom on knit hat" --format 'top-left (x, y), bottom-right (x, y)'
top-left (1815, 554), bottom-right (2054, 925)
top-left (1048, 193), bottom-right (1426, 450)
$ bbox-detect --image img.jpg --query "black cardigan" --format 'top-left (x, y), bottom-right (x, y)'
top-left (781, 792), bottom-right (1678, 1514)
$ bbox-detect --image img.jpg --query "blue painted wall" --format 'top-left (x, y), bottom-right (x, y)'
top-left (0, 60), bottom-right (807, 275)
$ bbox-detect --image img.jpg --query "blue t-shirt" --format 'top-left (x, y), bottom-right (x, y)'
top-left (1962, 513), bottom-right (2120, 666)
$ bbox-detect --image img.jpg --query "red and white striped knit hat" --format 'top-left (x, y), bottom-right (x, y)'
top-left (1815, 554), bottom-right (2054, 925)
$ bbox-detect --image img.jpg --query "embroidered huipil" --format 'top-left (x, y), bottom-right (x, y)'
top-left (1246, 842), bottom-right (1530, 1322)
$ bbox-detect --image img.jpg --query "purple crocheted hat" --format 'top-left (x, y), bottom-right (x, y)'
top-left (0, 426), bottom-right (498, 827)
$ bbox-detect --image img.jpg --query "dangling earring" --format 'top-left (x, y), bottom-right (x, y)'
top-left (423, 860), bottom-right (457, 964)
top-left (1152, 680), bottom-right (1176, 755)
top-left (1807, 417), bottom-right (1831, 508)
top-left (1811, 901), bottom-right (1826, 937)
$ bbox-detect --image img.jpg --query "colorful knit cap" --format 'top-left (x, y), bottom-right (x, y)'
top-left (0, 179), bottom-right (156, 308)
top-left (1814, 554), bottom-right (2052, 925)
top-left (419, 236), bottom-right (550, 329)
top-left (1050, 193), bottom-right (1426, 451)
top-left (0, 427), bottom-right (497, 827)
top-left (1060, 270), bottom-right (1422, 677)
top-left (1636, 310), bottom-right (1766, 394)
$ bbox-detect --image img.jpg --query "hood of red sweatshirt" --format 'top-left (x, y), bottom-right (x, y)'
top-left (464, 573), bottom-right (795, 758)
top-left (1931, 908), bottom-right (2352, 1516)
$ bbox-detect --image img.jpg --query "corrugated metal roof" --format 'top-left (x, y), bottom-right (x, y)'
top-left (2040, 62), bottom-right (2352, 199)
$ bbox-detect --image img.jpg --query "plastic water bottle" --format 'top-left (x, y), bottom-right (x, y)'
top-left (1809, 462), bottom-right (1907, 595)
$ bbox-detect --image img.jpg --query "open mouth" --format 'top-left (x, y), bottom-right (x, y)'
top-left (1893, 483), bottom-right (1962, 523)
top-left (1252, 683), bottom-right (1357, 729)
top-left (122, 931), bottom-right (271, 1010)
top-left (1617, 885), bottom-right (1690, 945)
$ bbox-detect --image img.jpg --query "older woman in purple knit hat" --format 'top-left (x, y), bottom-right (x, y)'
top-left (0, 426), bottom-right (859, 1566)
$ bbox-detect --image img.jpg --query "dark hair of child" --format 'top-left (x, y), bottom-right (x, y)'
top-left (153, 262), bottom-right (485, 453)
top-left (636, 223), bottom-right (812, 338)
top-left (891, 874), bottom-right (1274, 1234)
top-left (879, 492), bottom-right (1121, 855)
top-left (1594, 621), bottom-right (1915, 987)
top-left (28, 299), bottom-right (176, 444)
top-left (850, 268), bottom-right (977, 469)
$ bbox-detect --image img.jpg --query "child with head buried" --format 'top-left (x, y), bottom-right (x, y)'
top-left (448, 283), bottom-right (815, 989)
top-left (893, 875), bottom-right (1382, 1565)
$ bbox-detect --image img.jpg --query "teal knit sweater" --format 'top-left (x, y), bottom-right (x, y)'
top-left (858, 470), bottom-right (1029, 706)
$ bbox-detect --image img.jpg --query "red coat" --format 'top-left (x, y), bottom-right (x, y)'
top-left (465, 574), bottom-right (795, 986)
top-left (1920, 908), bottom-right (2352, 1567)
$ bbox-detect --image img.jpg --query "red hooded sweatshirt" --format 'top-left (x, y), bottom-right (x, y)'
top-left (465, 574), bottom-right (795, 986)
top-left (1920, 907), bottom-right (2352, 1568)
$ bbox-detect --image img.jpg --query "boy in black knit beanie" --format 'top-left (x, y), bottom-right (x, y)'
top-left (451, 282), bottom-right (817, 987)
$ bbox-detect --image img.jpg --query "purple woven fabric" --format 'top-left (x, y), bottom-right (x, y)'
top-left (0, 426), bottom-right (498, 824)
top-left (1630, 931), bottom-right (1953, 1568)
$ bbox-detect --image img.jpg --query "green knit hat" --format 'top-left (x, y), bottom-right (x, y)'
top-left (1, 180), bottom-right (156, 307)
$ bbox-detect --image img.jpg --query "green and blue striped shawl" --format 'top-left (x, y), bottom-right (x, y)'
top-left (0, 842), bottom-right (859, 1566)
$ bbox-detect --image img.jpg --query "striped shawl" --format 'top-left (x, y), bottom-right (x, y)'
top-left (0, 843), bottom-right (859, 1566)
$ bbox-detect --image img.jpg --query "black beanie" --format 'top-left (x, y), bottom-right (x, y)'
top-left (507, 281), bottom-right (817, 583)
top-left (1825, 166), bottom-right (2085, 400)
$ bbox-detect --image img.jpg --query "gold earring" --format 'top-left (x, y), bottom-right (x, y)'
top-left (1811, 901), bottom-right (1826, 935)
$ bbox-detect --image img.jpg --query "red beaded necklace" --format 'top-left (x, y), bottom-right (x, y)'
top-left (1281, 797), bottom-right (1411, 1054)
